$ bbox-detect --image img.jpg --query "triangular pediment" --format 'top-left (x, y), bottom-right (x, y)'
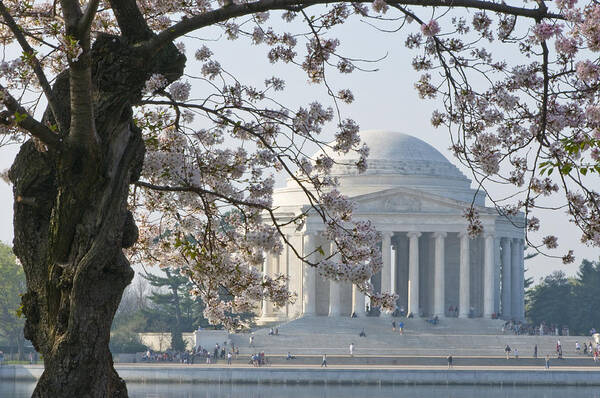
top-left (352, 187), bottom-right (489, 214)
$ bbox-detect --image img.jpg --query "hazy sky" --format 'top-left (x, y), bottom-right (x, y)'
top-left (0, 11), bottom-right (596, 284)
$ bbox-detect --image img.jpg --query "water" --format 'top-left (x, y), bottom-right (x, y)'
top-left (4, 382), bottom-right (600, 398)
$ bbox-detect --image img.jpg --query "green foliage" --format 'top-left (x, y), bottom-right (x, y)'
top-left (523, 251), bottom-right (538, 290)
top-left (110, 310), bottom-right (149, 354)
top-left (538, 136), bottom-right (600, 177)
top-left (142, 268), bottom-right (208, 351)
top-left (0, 242), bottom-right (26, 359)
top-left (526, 259), bottom-right (600, 335)
top-left (109, 331), bottom-right (147, 354)
top-left (570, 259), bottom-right (600, 335)
top-left (108, 264), bottom-right (255, 353)
top-left (526, 270), bottom-right (572, 327)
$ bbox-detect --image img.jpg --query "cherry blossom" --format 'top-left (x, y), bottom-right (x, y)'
top-left (1, 0), bottom-right (599, 332)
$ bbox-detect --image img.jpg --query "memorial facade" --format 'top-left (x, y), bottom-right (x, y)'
top-left (261, 131), bottom-right (525, 323)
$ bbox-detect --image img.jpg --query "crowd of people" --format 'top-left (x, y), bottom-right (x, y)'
top-left (502, 336), bottom-right (600, 364)
top-left (249, 352), bottom-right (268, 367)
top-left (141, 341), bottom-right (240, 365)
top-left (140, 338), bottom-right (278, 367)
top-left (575, 339), bottom-right (600, 362)
top-left (502, 320), bottom-right (572, 336)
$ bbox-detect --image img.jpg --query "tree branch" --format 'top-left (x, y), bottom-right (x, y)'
top-left (0, 85), bottom-right (61, 149)
top-left (59, 0), bottom-right (83, 34)
top-left (0, 1), bottom-right (66, 134)
top-left (77, 0), bottom-right (100, 35)
top-left (146, 0), bottom-right (564, 53)
top-left (107, 0), bottom-right (153, 42)
top-left (134, 181), bottom-right (270, 210)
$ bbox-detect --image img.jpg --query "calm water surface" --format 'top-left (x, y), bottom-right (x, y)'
top-left (3, 382), bottom-right (600, 398)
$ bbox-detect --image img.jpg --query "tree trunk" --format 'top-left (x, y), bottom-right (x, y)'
top-left (9, 34), bottom-right (184, 397)
top-left (17, 329), bottom-right (24, 362)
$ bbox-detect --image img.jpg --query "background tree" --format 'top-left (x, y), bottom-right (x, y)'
top-left (526, 259), bottom-right (600, 335)
top-left (0, 242), bottom-right (25, 360)
top-left (141, 268), bottom-right (255, 351)
top-left (524, 251), bottom-right (538, 290)
top-left (526, 270), bottom-right (572, 328)
top-left (142, 268), bottom-right (206, 351)
top-left (0, 0), bottom-right (598, 396)
top-left (568, 259), bottom-right (600, 334)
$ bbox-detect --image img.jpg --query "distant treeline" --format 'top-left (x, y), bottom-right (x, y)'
top-left (526, 259), bottom-right (600, 335)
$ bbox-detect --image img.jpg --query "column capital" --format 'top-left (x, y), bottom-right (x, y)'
top-left (432, 231), bottom-right (447, 239)
top-left (407, 231), bottom-right (422, 239)
top-left (512, 237), bottom-right (524, 245)
top-left (483, 231), bottom-right (495, 239)
top-left (458, 231), bottom-right (471, 239)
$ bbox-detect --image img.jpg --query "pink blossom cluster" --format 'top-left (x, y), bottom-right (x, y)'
top-left (144, 74), bottom-right (169, 94)
top-left (532, 22), bottom-right (563, 42)
top-left (463, 207), bottom-right (483, 238)
top-left (371, 0), bottom-right (388, 14)
top-left (5, 0), bottom-right (600, 330)
top-left (421, 20), bottom-right (441, 37)
top-left (543, 235), bottom-right (559, 249)
top-left (168, 81), bottom-right (191, 102)
top-left (578, 4), bottom-right (600, 51)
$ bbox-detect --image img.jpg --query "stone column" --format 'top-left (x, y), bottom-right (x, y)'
top-left (516, 239), bottom-right (525, 321)
top-left (510, 238), bottom-right (521, 319)
top-left (329, 242), bottom-right (342, 317)
top-left (391, 240), bottom-right (397, 296)
top-left (483, 232), bottom-right (495, 318)
top-left (494, 238), bottom-right (502, 315)
top-left (407, 232), bottom-right (421, 317)
top-left (458, 232), bottom-right (470, 318)
top-left (302, 233), bottom-right (317, 316)
top-left (380, 232), bottom-right (392, 317)
top-left (261, 253), bottom-right (273, 317)
top-left (500, 238), bottom-right (512, 319)
top-left (352, 284), bottom-right (366, 316)
top-left (433, 232), bottom-right (447, 318)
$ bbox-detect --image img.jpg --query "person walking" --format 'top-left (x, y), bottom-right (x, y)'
top-left (392, 320), bottom-right (396, 332)
top-left (504, 344), bottom-right (511, 360)
top-left (349, 343), bottom-right (354, 357)
top-left (545, 354), bottom-right (550, 370)
top-left (514, 348), bottom-right (519, 359)
top-left (249, 335), bottom-right (254, 347)
top-left (534, 344), bottom-right (538, 359)
top-left (321, 354), bottom-right (327, 367)
top-left (227, 351), bottom-right (232, 365)
top-left (447, 355), bottom-right (453, 369)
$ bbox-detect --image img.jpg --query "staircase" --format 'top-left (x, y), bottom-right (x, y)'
top-left (229, 316), bottom-right (590, 357)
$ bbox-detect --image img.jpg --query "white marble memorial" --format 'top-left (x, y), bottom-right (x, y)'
top-left (259, 131), bottom-right (525, 323)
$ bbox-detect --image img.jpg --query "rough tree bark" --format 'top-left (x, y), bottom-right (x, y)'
top-left (9, 34), bottom-right (184, 397)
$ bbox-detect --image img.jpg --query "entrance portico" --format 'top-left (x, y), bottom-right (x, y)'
top-left (260, 131), bottom-right (525, 323)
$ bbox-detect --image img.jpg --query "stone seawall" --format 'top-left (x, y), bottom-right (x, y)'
top-left (2, 365), bottom-right (600, 386)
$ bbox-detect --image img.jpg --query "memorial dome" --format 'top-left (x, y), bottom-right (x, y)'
top-left (276, 130), bottom-right (481, 206)
top-left (325, 130), bottom-right (466, 180)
